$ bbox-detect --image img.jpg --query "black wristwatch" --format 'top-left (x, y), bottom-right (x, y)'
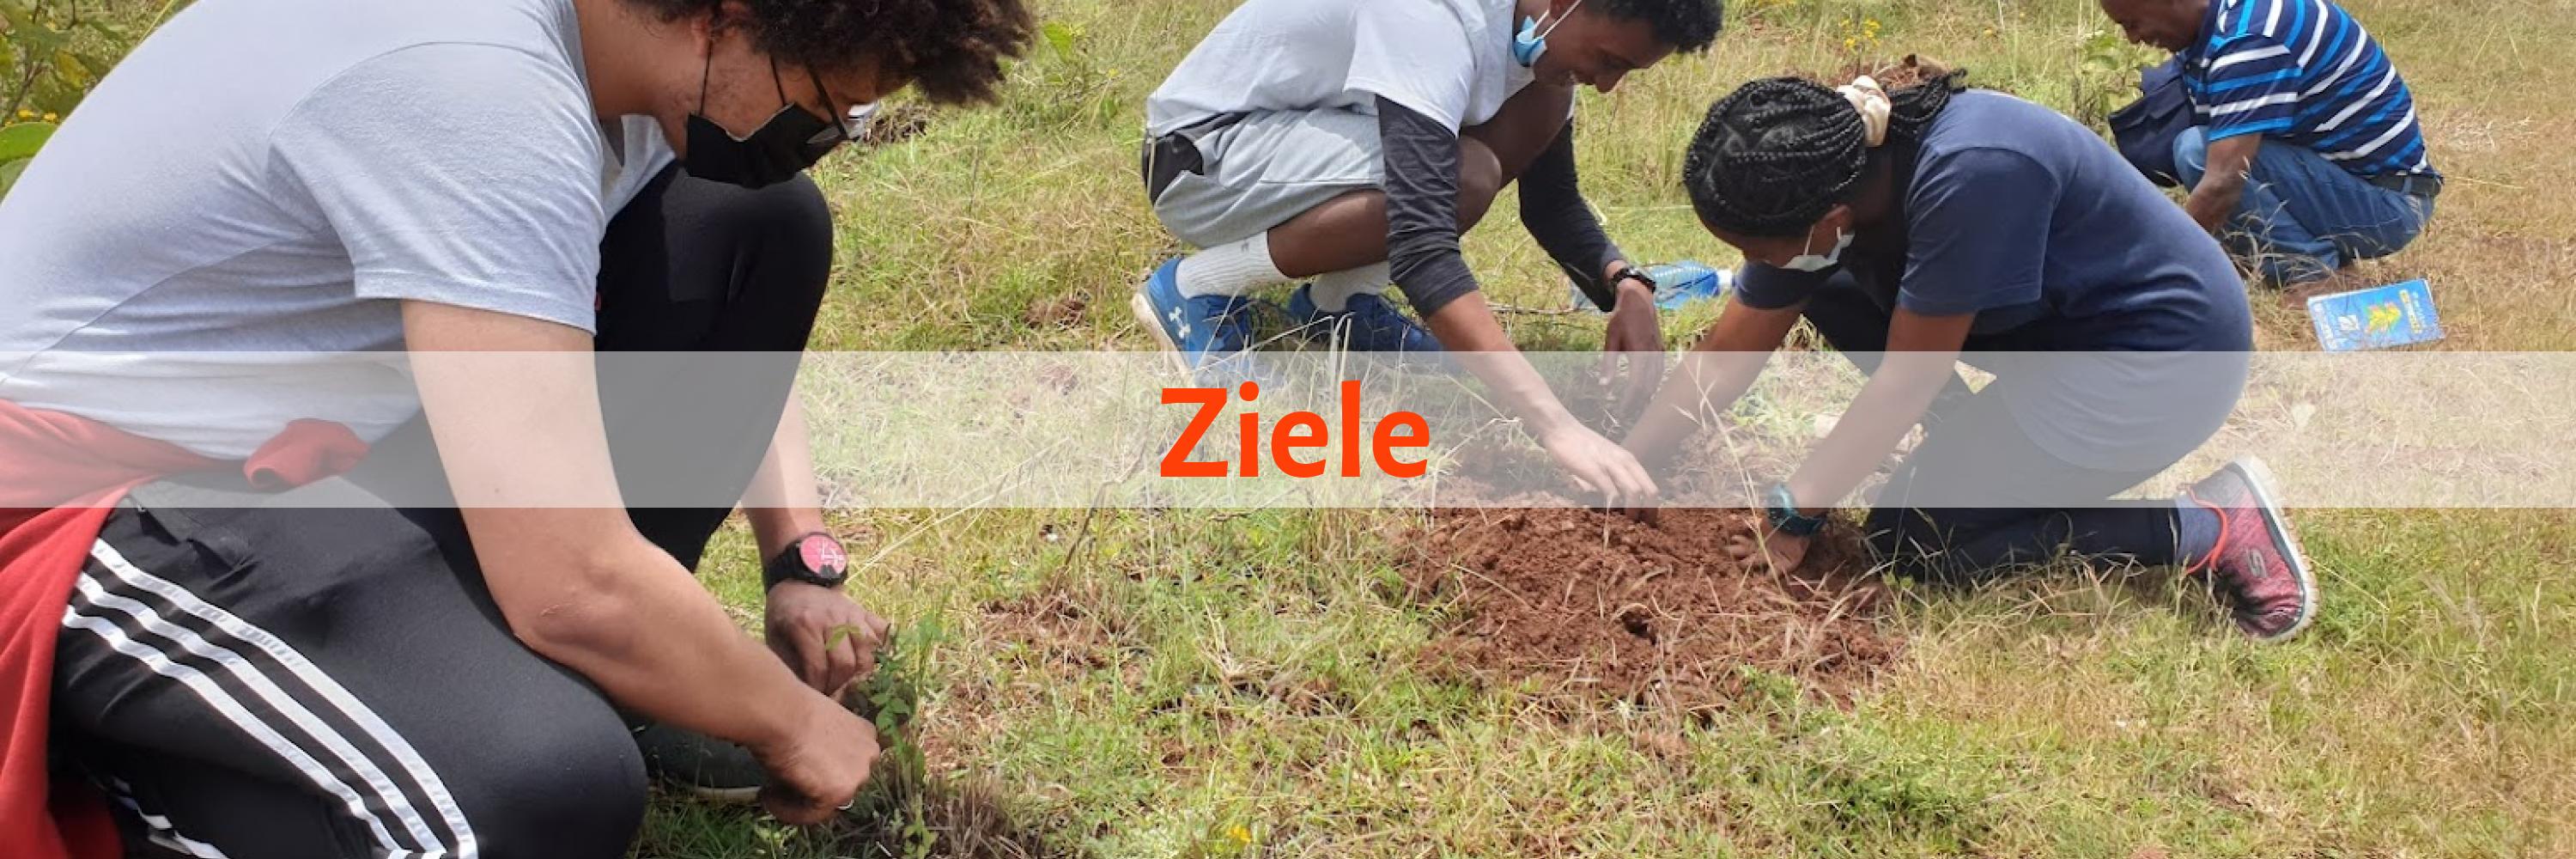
top-left (1763, 484), bottom-right (1830, 537)
top-left (1610, 265), bottom-right (1658, 296)
top-left (763, 532), bottom-right (849, 591)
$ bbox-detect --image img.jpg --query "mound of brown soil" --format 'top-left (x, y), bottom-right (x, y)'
top-left (859, 101), bottom-right (936, 148)
top-left (1402, 506), bottom-right (1901, 714)
top-left (1022, 293), bottom-right (1089, 329)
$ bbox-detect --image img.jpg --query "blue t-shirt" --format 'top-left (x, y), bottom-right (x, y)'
top-left (1735, 90), bottom-right (2253, 470)
top-left (2181, 0), bottom-right (2434, 179)
top-left (1736, 90), bottom-right (2249, 350)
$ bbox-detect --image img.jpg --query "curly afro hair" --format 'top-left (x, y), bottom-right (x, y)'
top-left (1600, 0), bottom-right (1727, 53)
top-left (1680, 70), bottom-right (1966, 237)
top-left (625, 0), bottom-right (1036, 106)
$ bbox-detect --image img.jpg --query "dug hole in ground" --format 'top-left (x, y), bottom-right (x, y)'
top-left (1400, 503), bottom-right (1898, 716)
top-left (1389, 378), bottom-right (1903, 717)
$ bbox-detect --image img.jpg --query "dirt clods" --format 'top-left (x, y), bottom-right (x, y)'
top-left (1836, 53), bottom-right (1959, 89)
top-left (859, 101), bottom-right (937, 148)
top-left (1402, 507), bottom-right (1902, 714)
top-left (1022, 293), bottom-right (1089, 329)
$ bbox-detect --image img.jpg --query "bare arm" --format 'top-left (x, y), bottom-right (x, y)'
top-left (742, 393), bottom-right (827, 559)
top-left (1425, 293), bottom-right (1659, 510)
top-left (401, 301), bottom-right (872, 821)
top-left (1621, 294), bottom-right (1806, 469)
top-left (1781, 308), bottom-right (1976, 515)
top-left (1423, 293), bottom-right (1584, 442)
top-left (740, 395), bottom-right (891, 698)
top-left (2184, 134), bottom-right (2263, 235)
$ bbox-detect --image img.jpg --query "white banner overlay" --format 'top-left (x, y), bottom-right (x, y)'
top-left (3, 350), bottom-right (2568, 509)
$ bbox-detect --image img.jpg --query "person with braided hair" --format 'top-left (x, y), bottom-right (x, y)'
top-left (1623, 73), bottom-right (2322, 643)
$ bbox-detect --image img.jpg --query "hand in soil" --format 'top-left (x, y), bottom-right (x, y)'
top-left (1728, 526), bottom-right (1813, 574)
top-left (756, 698), bottom-right (883, 825)
top-left (1600, 284), bottom-right (1667, 421)
top-left (1538, 423), bottom-right (1661, 518)
top-left (766, 582), bottom-right (891, 697)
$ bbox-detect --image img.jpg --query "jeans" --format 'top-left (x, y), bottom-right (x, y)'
top-left (2173, 126), bottom-right (2435, 284)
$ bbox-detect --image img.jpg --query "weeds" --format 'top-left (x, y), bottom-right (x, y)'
top-left (2, 0), bottom-right (118, 193)
top-left (846, 616), bottom-right (948, 858)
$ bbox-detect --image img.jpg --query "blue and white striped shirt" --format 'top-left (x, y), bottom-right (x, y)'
top-left (2181, 0), bottom-right (2436, 177)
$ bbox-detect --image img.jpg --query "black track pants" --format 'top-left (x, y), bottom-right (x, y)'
top-left (48, 167), bottom-right (832, 859)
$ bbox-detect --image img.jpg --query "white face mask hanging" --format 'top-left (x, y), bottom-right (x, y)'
top-left (1777, 76), bottom-right (1891, 273)
top-left (1513, 0), bottom-right (1586, 67)
top-left (1781, 228), bottom-right (1853, 272)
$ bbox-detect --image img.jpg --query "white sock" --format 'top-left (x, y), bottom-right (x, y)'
top-left (1176, 235), bottom-right (1289, 299)
top-left (1307, 263), bottom-right (1391, 313)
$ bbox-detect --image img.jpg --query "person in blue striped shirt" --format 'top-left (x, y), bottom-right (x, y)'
top-left (2102, 0), bottom-right (2440, 285)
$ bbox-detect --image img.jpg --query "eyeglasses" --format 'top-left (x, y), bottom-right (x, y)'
top-left (798, 66), bottom-right (878, 159)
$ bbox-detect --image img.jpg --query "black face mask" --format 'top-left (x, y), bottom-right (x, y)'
top-left (683, 56), bottom-right (848, 189)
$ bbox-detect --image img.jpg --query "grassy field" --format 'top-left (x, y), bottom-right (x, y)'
top-left (645, 0), bottom-right (2576, 856)
top-left (17, 0), bottom-right (2573, 855)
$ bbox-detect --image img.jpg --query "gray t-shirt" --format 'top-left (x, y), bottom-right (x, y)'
top-left (1145, 0), bottom-right (1534, 136)
top-left (0, 0), bottom-right (673, 458)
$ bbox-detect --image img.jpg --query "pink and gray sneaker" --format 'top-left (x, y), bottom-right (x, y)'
top-left (2184, 457), bottom-right (2320, 643)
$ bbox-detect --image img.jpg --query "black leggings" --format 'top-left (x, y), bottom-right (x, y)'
top-left (1798, 275), bottom-right (2191, 582)
top-left (49, 167), bottom-right (832, 859)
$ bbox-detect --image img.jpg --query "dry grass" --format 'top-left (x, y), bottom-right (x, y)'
top-left (643, 0), bottom-right (2576, 851)
top-left (14, 0), bottom-right (2567, 856)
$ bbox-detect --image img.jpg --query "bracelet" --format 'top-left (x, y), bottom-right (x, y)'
top-left (1611, 265), bottom-right (1657, 293)
top-left (1763, 484), bottom-right (1830, 537)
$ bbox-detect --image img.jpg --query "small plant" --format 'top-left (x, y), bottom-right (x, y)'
top-left (1176, 819), bottom-right (1257, 859)
top-left (838, 615), bottom-right (947, 858)
top-left (2069, 27), bottom-right (2163, 127)
top-left (1836, 15), bottom-right (1885, 58)
top-left (1000, 20), bottom-right (1124, 131)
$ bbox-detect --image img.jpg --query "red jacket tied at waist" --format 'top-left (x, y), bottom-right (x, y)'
top-left (1, 399), bottom-right (367, 859)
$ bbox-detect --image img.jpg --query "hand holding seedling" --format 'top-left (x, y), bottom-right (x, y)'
top-left (766, 582), bottom-right (890, 697)
top-left (751, 697), bottom-right (883, 825)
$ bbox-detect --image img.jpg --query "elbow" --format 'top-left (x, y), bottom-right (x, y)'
top-left (497, 557), bottom-right (644, 667)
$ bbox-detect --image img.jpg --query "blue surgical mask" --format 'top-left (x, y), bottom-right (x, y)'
top-left (1513, 0), bottom-right (1584, 68)
top-left (1782, 228), bottom-right (1852, 272)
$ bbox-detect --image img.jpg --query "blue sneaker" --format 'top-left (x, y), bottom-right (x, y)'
top-left (1133, 257), bottom-right (1263, 377)
top-left (1287, 286), bottom-right (1443, 356)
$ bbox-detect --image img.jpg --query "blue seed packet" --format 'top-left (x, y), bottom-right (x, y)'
top-left (2306, 278), bottom-right (2444, 351)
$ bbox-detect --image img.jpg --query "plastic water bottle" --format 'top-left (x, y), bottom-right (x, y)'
top-left (1568, 260), bottom-right (1733, 312)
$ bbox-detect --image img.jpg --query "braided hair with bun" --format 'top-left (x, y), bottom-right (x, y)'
top-left (1680, 68), bottom-right (1967, 238)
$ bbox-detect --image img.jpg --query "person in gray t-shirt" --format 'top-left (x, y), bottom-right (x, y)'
top-left (3, 0), bottom-right (1032, 853)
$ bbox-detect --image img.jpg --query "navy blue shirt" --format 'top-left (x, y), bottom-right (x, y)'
top-left (1737, 90), bottom-right (2251, 353)
top-left (1735, 91), bottom-right (2253, 470)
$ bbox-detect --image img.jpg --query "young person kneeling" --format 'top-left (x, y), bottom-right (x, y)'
top-left (1625, 71), bottom-right (2320, 642)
